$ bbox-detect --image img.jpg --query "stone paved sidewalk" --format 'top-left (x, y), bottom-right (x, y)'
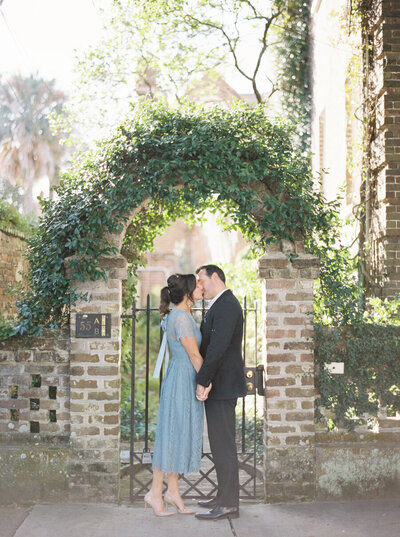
top-left (1, 499), bottom-right (400, 537)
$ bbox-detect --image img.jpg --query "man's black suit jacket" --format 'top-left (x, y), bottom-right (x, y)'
top-left (196, 289), bottom-right (247, 400)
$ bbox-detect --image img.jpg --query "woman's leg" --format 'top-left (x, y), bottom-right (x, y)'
top-left (145, 469), bottom-right (172, 515)
top-left (165, 473), bottom-right (195, 513)
top-left (148, 468), bottom-right (165, 500)
top-left (166, 473), bottom-right (182, 503)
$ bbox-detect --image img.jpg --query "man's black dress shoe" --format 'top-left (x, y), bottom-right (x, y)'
top-left (197, 498), bottom-right (217, 508)
top-left (195, 505), bottom-right (239, 520)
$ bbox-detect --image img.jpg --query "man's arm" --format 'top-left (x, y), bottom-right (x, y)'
top-left (196, 302), bottom-right (240, 387)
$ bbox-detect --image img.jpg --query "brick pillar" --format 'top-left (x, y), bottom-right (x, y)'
top-left (258, 240), bottom-right (319, 502)
top-left (65, 255), bottom-right (127, 501)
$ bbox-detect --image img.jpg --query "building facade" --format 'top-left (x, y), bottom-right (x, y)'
top-left (311, 0), bottom-right (400, 299)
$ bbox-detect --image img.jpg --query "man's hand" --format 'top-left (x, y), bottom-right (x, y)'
top-left (196, 383), bottom-right (212, 401)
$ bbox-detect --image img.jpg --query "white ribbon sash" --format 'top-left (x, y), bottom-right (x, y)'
top-left (153, 330), bottom-right (170, 378)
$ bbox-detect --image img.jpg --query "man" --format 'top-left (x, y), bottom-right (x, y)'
top-left (195, 264), bottom-right (247, 521)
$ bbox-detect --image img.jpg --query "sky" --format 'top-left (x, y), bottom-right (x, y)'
top-left (0, 0), bottom-right (102, 90)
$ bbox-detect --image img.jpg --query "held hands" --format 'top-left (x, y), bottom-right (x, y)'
top-left (196, 383), bottom-right (212, 401)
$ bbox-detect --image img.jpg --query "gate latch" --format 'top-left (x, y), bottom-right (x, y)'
top-left (244, 365), bottom-right (265, 396)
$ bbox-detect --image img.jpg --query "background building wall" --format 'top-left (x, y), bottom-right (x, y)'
top-left (310, 0), bottom-right (363, 236)
top-left (311, 0), bottom-right (400, 299)
top-left (136, 215), bottom-right (247, 306)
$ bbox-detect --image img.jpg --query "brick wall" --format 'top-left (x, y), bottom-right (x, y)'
top-left (366, 1), bottom-right (400, 297)
top-left (0, 329), bottom-right (70, 440)
top-left (0, 245), bottom-right (399, 503)
top-left (0, 227), bottom-right (28, 318)
top-left (0, 329), bottom-right (70, 503)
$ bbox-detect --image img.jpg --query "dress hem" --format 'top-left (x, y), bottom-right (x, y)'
top-left (151, 463), bottom-right (201, 475)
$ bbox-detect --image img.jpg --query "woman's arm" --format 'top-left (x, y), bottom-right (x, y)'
top-left (180, 336), bottom-right (203, 372)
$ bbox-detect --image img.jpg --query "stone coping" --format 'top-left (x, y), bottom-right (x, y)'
top-left (0, 225), bottom-right (26, 240)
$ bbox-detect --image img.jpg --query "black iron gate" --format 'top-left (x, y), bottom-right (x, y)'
top-left (121, 296), bottom-right (264, 502)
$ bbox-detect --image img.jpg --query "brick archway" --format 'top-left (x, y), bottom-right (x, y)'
top-left (65, 238), bottom-right (319, 502)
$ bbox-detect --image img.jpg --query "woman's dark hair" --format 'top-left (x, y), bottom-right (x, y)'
top-left (160, 273), bottom-right (197, 316)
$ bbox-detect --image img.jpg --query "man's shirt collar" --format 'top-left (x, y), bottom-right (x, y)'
top-left (207, 288), bottom-right (229, 309)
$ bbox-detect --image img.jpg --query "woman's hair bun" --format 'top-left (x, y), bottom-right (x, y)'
top-left (159, 273), bottom-right (196, 316)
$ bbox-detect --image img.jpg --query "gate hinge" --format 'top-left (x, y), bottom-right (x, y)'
top-left (244, 364), bottom-right (265, 396)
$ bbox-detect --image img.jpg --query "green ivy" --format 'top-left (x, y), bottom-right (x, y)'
top-left (307, 209), bottom-right (364, 327)
top-left (273, 0), bottom-right (311, 152)
top-left (315, 324), bottom-right (400, 430)
top-left (0, 197), bottom-right (35, 237)
top-left (0, 315), bottom-right (16, 340)
top-left (8, 100), bottom-right (335, 338)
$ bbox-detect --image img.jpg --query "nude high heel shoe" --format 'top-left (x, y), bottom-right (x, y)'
top-left (144, 493), bottom-right (174, 517)
top-left (164, 492), bottom-right (195, 515)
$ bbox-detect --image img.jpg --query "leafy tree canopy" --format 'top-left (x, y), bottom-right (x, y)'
top-left (64, 0), bottom-right (310, 146)
top-left (0, 75), bottom-right (67, 214)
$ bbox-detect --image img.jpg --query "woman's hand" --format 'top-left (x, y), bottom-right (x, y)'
top-left (196, 383), bottom-right (212, 401)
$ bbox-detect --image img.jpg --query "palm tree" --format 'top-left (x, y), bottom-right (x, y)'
top-left (0, 75), bottom-right (66, 215)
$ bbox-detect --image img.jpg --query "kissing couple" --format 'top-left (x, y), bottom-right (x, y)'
top-left (144, 264), bottom-right (247, 520)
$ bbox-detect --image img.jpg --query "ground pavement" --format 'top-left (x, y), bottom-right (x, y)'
top-left (1, 498), bottom-right (400, 537)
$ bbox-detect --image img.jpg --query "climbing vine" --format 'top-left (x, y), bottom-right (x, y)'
top-left (7, 100), bottom-right (335, 338)
top-left (273, 0), bottom-right (311, 152)
top-left (315, 323), bottom-right (400, 430)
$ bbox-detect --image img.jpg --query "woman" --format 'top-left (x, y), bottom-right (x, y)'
top-left (144, 273), bottom-right (210, 516)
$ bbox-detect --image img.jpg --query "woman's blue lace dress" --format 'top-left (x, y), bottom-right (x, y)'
top-left (152, 308), bottom-right (204, 474)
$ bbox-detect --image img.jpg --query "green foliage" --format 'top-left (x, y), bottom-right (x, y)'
top-left (315, 324), bottom-right (400, 430)
top-left (120, 310), bottom-right (161, 442)
top-left (8, 100), bottom-right (334, 338)
top-left (273, 0), bottom-right (311, 151)
top-left (363, 296), bottom-right (400, 325)
top-left (0, 315), bottom-right (16, 340)
top-left (306, 198), bottom-right (364, 326)
top-left (64, 0), bottom-right (313, 144)
top-left (121, 397), bottom-right (156, 443)
top-left (221, 250), bottom-right (262, 306)
top-left (311, 240), bottom-right (363, 326)
top-left (309, 201), bottom-right (400, 430)
top-left (235, 399), bottom-right (264, 463)
top-left (0, 196), bottom-right (35, 237)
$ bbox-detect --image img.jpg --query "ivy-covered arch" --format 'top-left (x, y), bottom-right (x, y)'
top-left (15, 100), bottom-right (331, 336)
top-left (7, 100), bottom-right (332, 503)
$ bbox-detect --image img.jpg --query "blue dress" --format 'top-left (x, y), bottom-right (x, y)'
top-left (152, 308), bottom-right (204, 474)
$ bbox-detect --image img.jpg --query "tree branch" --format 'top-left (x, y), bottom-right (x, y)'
top-left (184, 14), bottom-right (254, 82)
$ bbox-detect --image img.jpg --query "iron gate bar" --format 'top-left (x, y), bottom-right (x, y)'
top-left (144, 295), bottom-right (150, 452)
top-left (253, 300), bottom-right (258, 498)
top-left (122, 296), bottom-right (261, 502)
top-left (129, 302), bottom-right (136, 502)
top-left (158, 324), bottom-right (163, 396)
top-left (242, 296), bottom-right (247, 453)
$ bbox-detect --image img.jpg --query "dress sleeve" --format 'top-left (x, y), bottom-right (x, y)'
top-left (174, 312), bottom-right (195, 340)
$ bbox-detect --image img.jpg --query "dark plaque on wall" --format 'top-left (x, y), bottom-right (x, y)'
top-left (76, 313), bottom-right (111, 338)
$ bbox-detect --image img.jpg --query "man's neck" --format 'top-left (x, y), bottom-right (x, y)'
top-left (209, 287), bottom-right (227, 302)
top-left (211, 285), bottom-right (226, 300)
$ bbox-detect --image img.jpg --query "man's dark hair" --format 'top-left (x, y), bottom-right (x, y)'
top-left (196, 264), bottom-right (226, 283)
